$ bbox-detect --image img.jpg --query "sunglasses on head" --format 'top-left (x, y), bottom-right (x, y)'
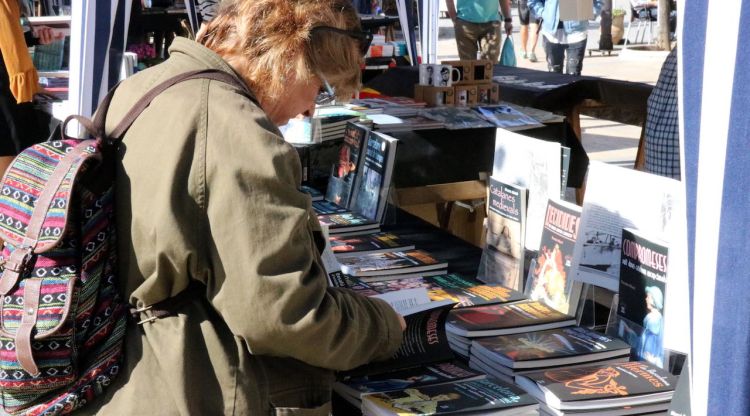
top-left (310, 26), bottom-right (374, 57)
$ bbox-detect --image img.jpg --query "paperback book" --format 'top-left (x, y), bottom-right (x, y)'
top-left (330, 232), bottom-right (415, 258)
top-left (334, 361), bottom-right (485, 408)
top-left (424, 273), bottom-right (527, 307)
top-left (361, 377), bottom-right (539, 416)
top-left (477, 177), bottom-right (527, 291)
top-left (445, 300), bottom-right (576, 338)
top-left (300, 185), bottom-right (324, 201)
top-left (475, 104), bottom-right (544, 131)
top-left (493, 129), bottom-right (561, 251)
top-left (317, 212), bottom-right (380, 235)
top-left (350, 131), bottom-right (399, 222)
top-left (338, 249), bottom-right (448, 278)
top-left (526, 198), bottom-right (583, 315)
top-left (345, 302), bottom-right (456, 377)
top-left (312, 199), bottom-right (350, 215)
top-left (325, 122), bottom-right (369, 207)
top-left (515, 361), bottom-right (677, 411)
top-left (470, 326), bottom-right (631, 370)
top-left (610, 228), bottom-right (669, 369)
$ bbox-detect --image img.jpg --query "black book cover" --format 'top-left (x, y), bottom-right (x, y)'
top-left (330, 232), bottom-right (414, 257)
top-left (446, 300), bottom-right (575, 337)
top-left (349, 131), bottom-right (397, 222)
top-left (616, 228), bottom-right (669, 368)
top-left (518, 361), bottom-right (677, 407)
top-left (472, 326), bottom-right (630, 369)
top-left (345, 302), bottom-right (456, 377)
top-left (362, 377), bottom-right (538, 415)
top-left (325, 122), bottom-right (368, 207)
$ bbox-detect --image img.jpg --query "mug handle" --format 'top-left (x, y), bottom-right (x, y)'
top-left (451, 67), bottom-right (462, 83)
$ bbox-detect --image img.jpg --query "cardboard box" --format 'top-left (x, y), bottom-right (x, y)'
top-left (471, 60), bottom-right (494, 84)
top-left (414, 84), bottom-right (455, 107)
top-left (476, 83), bottom-right (500, 104)
top-left (558, 0), bottom-right (594, 21)
top-left (441, 60), bottom-right (474, 84)
top-left (454, 85), bottom-right (477, 107)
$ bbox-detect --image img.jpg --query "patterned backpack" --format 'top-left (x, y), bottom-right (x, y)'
top-left (0, 70), bottom-right (252, 415)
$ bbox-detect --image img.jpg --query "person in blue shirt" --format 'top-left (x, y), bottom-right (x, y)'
top-left (528, 0), bottom-right (602, 75)
top-left (446, 0), bottom-right (513, 61)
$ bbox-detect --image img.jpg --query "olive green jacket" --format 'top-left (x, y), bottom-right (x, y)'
top-left (81, 38), bottom-right (402, 415)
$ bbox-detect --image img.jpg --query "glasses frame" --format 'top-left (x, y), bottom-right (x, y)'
top-left (310, 26), bottom-right (374, 57)
top-left (315, 74), bottom-right (336, 106)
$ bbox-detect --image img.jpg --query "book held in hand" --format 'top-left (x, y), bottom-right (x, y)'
top-left (445, 300), bottom-right (576, 338)
top-left (361, 377), bottom-right (539, 416)
top-left (338, 249), bottom-right (448, 278)
top-left (515, 361), bottom-right (677, 411)
top-left (346, 302), bottom-right (457, 378)
top-left (330, 232), bottom-right (415, 258)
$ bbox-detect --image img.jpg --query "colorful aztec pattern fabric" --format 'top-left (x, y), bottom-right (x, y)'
top-left (0, 139), bottom-right (126, 415)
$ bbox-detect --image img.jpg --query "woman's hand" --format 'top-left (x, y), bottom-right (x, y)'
top-left (398, 314), bottom-right (407, 331)
top-left (32, 26), bottom-right (65, 45)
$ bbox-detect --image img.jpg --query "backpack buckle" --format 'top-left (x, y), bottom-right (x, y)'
top-left (3, 246), bottom-right (33, 273)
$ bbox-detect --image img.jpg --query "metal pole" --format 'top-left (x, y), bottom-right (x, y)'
top-left (658, 0), bottom-right (671, 50)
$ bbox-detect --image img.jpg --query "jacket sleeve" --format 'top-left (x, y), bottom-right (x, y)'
top-left (197, 82), bottom-right (403, 371)
top-left (528, 0), bottom-right (545, 21)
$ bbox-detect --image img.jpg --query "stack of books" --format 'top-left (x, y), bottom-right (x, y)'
top-left (468, 326), bottom-right (631, 384)
top-left (515, 361), bottom-right (677, 416)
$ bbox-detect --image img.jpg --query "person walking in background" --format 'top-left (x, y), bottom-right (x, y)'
top-left (0, 0), bottom-right (63, 175)
top-left (643, 48), bottom-right (679, 179)
top-left (446, 0), bottom-right (513, 61)
top-left (517, 0), bottom-right (540, 62)
top-left (528, 0), bottom-right (602, 75)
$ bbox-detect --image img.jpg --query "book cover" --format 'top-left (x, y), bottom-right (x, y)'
top-left (515, 361), bottom-right (677, 411)
top-left (614, 228), bottom-right (669, 369)
top-left (446, 300), bottom-right (576, 337)
top-left (418, 107), bottom-right (494, 129)
top-left (338, 249), bottom-right (448, 277)
top-left (317, 212), bottom-right (379, 234)
top-left (477, 177), bottom-right (527, 290)
top-left (330, 232), bottom-right (415, 258)
top-left (349, 131), bottom-right (398, 222)
top-left (335, 361), bottom-right (484, 401)
top-left (493, 130), bottom-right (561, 251)
top-left (300, 185), bottom-right (324, 201)
top-left (346, 302), bottom-right (456, 377)
top-left (325, 122), bottom-right (369, 207)
top-left (312, 199), bottom-right (350, 215)
top-left (526, 198), bottom-right (583, 315)
top-left (475, 104), bottom-right (544, 131)
top-left (423, 273), bottom-right (527, 307)
top-left (570, 163), bottom-right (689, 367)
top-left (361, 378), bottom-right (538, 416)
top-left (560, 146), bottom-right (571, 198)
top-left (471, 326), bottom-right (631, 370)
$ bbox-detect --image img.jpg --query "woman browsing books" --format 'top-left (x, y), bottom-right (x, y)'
top-left (82, 1), bottom-right (405, 415)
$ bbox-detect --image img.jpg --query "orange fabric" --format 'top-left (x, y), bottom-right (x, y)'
top-left (0, 0), bottom-right (40, 103)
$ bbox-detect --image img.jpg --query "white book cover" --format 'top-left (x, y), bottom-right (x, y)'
top-left (493, 129), bottom-right (561, 250)
top-left (571, 162), bottom-right (688, 355)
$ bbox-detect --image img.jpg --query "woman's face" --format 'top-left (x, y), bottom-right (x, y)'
top-left (261, 75), bottom-right (321, 126)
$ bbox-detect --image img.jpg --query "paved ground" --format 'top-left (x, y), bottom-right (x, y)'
top-left (433, 15), bottom-right (670, 165)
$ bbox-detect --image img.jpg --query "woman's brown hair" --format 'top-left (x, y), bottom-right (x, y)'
top-left (197, 0), bottom-right (363, 102)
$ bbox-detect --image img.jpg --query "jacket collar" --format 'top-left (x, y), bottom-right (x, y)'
top-left (168, 37), bottom-right (245, 83)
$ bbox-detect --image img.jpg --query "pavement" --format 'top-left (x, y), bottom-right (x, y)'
top-left (433, 16), bottom-right (671, 166)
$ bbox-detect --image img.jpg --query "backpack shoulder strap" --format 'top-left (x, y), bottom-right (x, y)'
top-left (104, 69), bottom-right (257, 141)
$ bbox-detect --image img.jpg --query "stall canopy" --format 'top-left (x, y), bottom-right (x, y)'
top-left (69, 0), bottom-right (132, 119)
top-left (681, 0), bottom-right (750, 414)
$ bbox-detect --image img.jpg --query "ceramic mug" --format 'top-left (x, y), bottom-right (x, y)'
top-left (418, 64), bottom-right (436, 86)
top-left (433, 64), bottom-right (462, 87)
